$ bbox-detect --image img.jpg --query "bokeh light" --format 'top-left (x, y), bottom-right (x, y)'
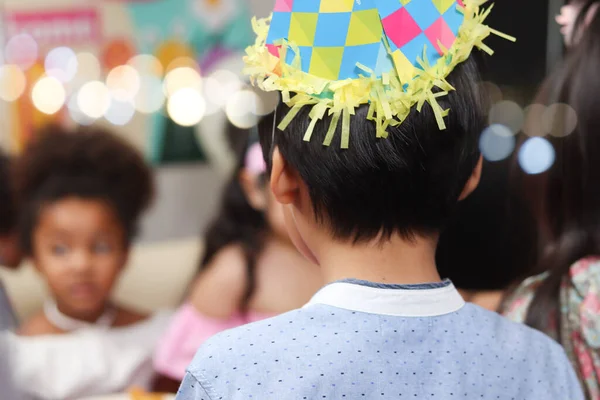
top-left (543, 103), bottom-right (578, 138)
top-left (479, 81), bottom-right (503, 105)
top-left (165, 57), bottom-right (199, 74)
top-left (254, 89), bottom-right (280, 116)
top-left (479, 124), bottom-right (516, 162)
top-left (72, 53), bottom-right (101, 84)
top-left (518, 137), bottom-right (555, 175)
top-left (167, 88), bottom-right (206, 126)
top-left (78, 81), bottom-right (111, 119)
top-left (5, 34), bottom-right (38, 70)
top-left (106, 65), bottom-right (140, 101)
top-left (0, 65), bottom-right (27, 101)
top-left (226, 90), bottom-right (261, 129)
top-left (68, 94), bottom-right (95, 126)
top-left (128, 54), bottom-right (163, 77)
top-left (164, 67), bottom-right (202, 97)
top-left (31, 76), bottom-right (66, 115)
top-left (488, 100), bottom-right (524, 135)
top-left (105, 99), bottom-right (136, 126)
top-left (134, 75), bottom-right (165, 114)
top-left (204, 69), bottom-right (242, 108)
top-left (45, 47), bottom-right (78, 83)
top-left (523, 104), bottom-right (547, 137)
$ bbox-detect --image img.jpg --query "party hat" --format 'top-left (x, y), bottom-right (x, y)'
top-left (244, 0), bottom-right (514, 148)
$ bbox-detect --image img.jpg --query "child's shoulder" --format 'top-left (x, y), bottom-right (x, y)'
top-left (18, 311), bottom-right (62, 336)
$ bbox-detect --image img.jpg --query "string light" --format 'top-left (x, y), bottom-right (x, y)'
top-left (518, 137), bottom-right (555, 175)
top-left (31, 76), bottom-right (66, 115)
top-left (489, 100), bottom-right (524, 135)
top-left (45, 47), bottom-right (78, 83)
top-left (479, 124), bottom-right (515, 162)
top-left (5, 34), bottom-right (38, 70)
top-left (226, 89), bottom-right (260, 129)
top-left (105, 99), bottom-right (136, 126)
top-left (78, 81), bottom-right (111, 119)
top-left (134, 75), bottom-right (165, 114)
top-left (167, 88), bottom-right (206, 126)
top-left (163, 67), bottom-right (202, 97)
top-left (106, 65), bottom-right (141, 101)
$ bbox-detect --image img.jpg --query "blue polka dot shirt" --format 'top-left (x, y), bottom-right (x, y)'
top-left (175, 280), bottom-right (584, 400)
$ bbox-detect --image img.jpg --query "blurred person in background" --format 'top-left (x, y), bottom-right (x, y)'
top-left (0, 151), bottom-right (23, 331)
top-left (153, 121), bottom-right (322, 392)
top-left (502, 12), bottom-right (600, 399)
top-left (6, 126), bottom-right (172, 399)
top-left (557, 0), bottom-right (599, 45)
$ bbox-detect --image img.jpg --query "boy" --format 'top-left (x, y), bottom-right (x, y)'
top-left (177, 0), bottom-right (584, 399)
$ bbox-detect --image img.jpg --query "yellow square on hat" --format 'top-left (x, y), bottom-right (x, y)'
top-left (320, 0), bottom-right (354, 13)
top-left (432, 0), bottom-right (455, 14)
top-left (289, 12), bottom-right (319, 46)
top-left (392, 50), bottom-right (415, 84)
top-left (309, 47), bottom-right (345, 81)
top-left (345, 9), bottom-right (383, 46)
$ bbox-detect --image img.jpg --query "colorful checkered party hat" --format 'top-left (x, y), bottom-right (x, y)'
top-left (244, 0), bottom-right (514, 148)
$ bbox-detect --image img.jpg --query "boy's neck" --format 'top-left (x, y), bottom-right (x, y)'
top-left (317, 234), bottom-right (442, 285)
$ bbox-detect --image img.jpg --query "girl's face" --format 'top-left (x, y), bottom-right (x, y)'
top-left (32, 197), bottom-right (128, 321)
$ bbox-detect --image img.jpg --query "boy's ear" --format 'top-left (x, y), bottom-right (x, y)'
top-left (270, 147), bottom-right (300, 205)
top-left (459, 155), bottom-right (483, 201)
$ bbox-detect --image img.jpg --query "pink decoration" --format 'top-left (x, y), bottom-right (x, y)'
top-left (273, 0), bottom-right (294, 12)
top-left (382, 8), bottom-right (422, 49)
top-left (425, 17), bottom-right (456, 55)
top-left (266, 43), bottom-right (282, 58)
top-left (245, 143), bottom-right (267, 175)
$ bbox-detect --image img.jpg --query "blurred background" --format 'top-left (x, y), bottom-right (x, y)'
top-left (0, 0), bottom-right (570, 321)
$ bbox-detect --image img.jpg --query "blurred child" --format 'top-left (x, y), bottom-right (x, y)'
top-left (153, 126), bottom-right (322, 390)
top-left (557, 0), bottom-right (599, 45)
top-left (502, 13), bottom-right (600, 399)
top-left (0, 151), bottom-right (22, 331)
top-left (7, 126), bottom-right (171, 399)
top-left (176, 1), bottom-right (583, 400)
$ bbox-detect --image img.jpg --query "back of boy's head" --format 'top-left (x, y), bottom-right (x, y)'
top-left (13, 125), bottom-right (154, 254)
top-left (259, 56), bottom-right (485, 243)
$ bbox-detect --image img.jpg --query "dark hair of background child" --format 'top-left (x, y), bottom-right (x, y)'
top-left (0, 152), bottom-right (16, 236)
top-left (510, 6), bottom-right (600, 336)
top-left (197, 123), bottom-right (267, 311)
top-left (12, 125), bottom-right (154, 255)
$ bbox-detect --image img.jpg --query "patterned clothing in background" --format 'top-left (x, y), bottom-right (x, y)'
top-left (503, 257), bottom-right (600, 400)
top-left (176, 280), bottom-right (583, 400)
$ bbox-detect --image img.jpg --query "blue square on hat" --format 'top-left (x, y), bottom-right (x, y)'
top-left (285, 45), bottom-right (313, 72)
top-left (443, 5), bottom-right (465, 36)
top-left (400, 32), bottom-right (439, 67)
top-left (339, 42), bottom-right (380, 80)
top-left (373, 0), bottom-right (403, 19)
top-left (353, 0), bottom-right (377, 11)
top-left (374, 41), bottom-right (394, 77)
top-left (292, 0), bottom-right (321, 12)
top-left (267, 12), bottom-right (292, 44)
top-left (404, 0), bottom-right (441, 31)
top-left (314, 13), bottom-right (352, 47)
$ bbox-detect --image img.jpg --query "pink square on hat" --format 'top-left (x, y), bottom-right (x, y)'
top-left (273, 0), bottom-right (294, 12)
top-left (457, 0), bottom-right (465, 7)
top-left (425, 17), bottom-right (456, 55)
top-left (382, 8), bottom-right (422, 50)
top-left (266, 44), bottom-right (282, 57)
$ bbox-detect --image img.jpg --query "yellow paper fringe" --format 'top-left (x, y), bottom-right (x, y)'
top-left (243, 0), bottom-right (515, 147)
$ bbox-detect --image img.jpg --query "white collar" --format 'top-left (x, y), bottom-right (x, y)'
top-left (43, 300), bottom-right (117, 332)
top-left (304, 280), bottom-right (465, 317)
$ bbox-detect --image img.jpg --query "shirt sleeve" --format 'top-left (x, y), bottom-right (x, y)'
top-left (175, 372), bottom-right (213, 400)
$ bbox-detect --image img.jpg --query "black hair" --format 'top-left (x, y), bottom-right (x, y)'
top-left (259, 55), bottom-right (485, 243)
top-left (0, 152), bottom-right (16, 236)
top-left (13, 125), bottom-right (154, 255)
top-left (511, 12), bottom-right (600, 335)
top-left (198, 122), bottom-right (267, 310)
top-left (436, 158), bottom-right (538, 291)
